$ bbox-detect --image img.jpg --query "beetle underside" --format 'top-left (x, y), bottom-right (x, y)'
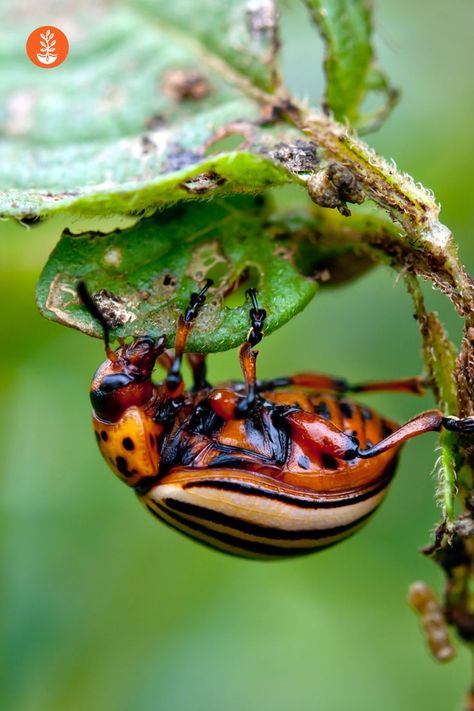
top-left (83, 281), bottom-right (474, 558)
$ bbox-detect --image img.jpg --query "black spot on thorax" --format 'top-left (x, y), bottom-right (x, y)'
top-left (115, 455), bottom-right (136, 478)
top-left (122, 437), bottom-right (135, 451)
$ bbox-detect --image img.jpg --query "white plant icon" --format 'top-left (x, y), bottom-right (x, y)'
top-left (37, 29), bottom-right (57, 65)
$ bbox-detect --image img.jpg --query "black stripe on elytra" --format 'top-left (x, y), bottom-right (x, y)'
top-left (146, 502), bottom-right (338, 557)
top-left (313, 400), bottom-right (331, 420)
top-left (182, 471), bottom-right (393, 509)
top-left (339, 401), bottom-right (353, 419)
top-left (161, 497), bottom-right (376, 541)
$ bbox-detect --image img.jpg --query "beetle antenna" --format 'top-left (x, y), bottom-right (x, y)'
top-left (77, 281), bottom-right (117, 362)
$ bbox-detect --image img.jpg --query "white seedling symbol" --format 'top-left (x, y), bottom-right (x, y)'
top-left (37, 29), bottom-right (57, 65)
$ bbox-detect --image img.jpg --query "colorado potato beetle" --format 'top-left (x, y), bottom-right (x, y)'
top-left (79, 281), bottom-right (474, 559)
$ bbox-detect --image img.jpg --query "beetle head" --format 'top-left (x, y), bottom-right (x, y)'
top-left (90, 336), bottom-right (165, 422)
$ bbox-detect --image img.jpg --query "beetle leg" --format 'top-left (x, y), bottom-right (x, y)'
top-left (257, 373), bottom-right (347, 393)
top-left (156, 349), bottom-right (173, 371)
top-left (347, 376), bottom-right (429, 396)
top-left (285, 409), bottom-right (474, 462)
top-left (236, 289), bottom-right (267, 415)
top-left (258, 373), bottom-right (428, 396)
top-left (187, 353), bottom-right (209, 391)
top-left (356, 410), bottom-right (474, 459)
top-left (285, 411), bottom-right (360, 460)
top-left (165, 279), bottom-right (213, 394)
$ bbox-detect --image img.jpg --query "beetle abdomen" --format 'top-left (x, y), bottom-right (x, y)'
top-left (141, 468), bottom-right (395, 559)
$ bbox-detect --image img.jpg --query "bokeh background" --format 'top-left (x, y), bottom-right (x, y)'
top-left (3, 0), bottom-right (474, 709)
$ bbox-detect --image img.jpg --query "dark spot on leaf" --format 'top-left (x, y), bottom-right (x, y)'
top-left (164, 142), bottom-right (202, 173)
top-left (145, 113), bottom-right (167, 130)
top-left (163, 273), bottom-right (177, 287)
top-left (141, 135), bottom-right (155, 154)
top-left (267, 140), bottom-right (319, 174)
top-left (101, 431), bottom-right (108, 442)
top-left (180, 171), bottom-right (226, 194)
top-left (161, 68), bottom-right (213, 101)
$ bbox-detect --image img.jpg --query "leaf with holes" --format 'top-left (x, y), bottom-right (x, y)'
top-left (0, 0), bottom-right (323, 219)
top-left (36, 196), bottom-right (378, 351)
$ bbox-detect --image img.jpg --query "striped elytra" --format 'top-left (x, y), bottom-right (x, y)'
top-left (85, 283), bottom-right (474, 559)
top-left (140, 389), bottom-right (399, 559)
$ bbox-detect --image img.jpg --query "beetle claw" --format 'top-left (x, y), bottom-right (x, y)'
top-left (442, 416), bottom-right (474, 434)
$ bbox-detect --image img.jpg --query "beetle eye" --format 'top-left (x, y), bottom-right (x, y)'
top-left (100, 373), bottom-right (134, 392)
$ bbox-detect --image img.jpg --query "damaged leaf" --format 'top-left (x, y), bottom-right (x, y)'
top-left (0, 0), bottom-right (297, 219)
top-left (304, 0), bottom-right (397, 130)
top-left (36, 196), bottom-right (375, 351)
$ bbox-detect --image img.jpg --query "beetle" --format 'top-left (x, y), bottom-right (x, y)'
top-left (79, 281), bottom-right (474, 559)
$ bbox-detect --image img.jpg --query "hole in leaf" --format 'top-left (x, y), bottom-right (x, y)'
top-left (205, 261), bottom-right (229, 286)
top-left (223, 266), bottom-right (261, 309)
top-left (162, 273), bottom-right (177, 287)
top-left (180, 171), bottom-right (226, 194)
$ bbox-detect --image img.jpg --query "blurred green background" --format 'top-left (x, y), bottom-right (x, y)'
top-left (2, 0), bottom-right (474, 709)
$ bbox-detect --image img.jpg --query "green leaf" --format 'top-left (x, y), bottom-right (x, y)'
top-left (0, 0), bottom-right (317, 219)
top-left (304, 0), bottom-right (397, 130)
top-left (36, 196), bottom-right (375, 352)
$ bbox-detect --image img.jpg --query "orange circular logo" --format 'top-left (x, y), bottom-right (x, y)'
top-left (26, 26), bottom-right (69, 68)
